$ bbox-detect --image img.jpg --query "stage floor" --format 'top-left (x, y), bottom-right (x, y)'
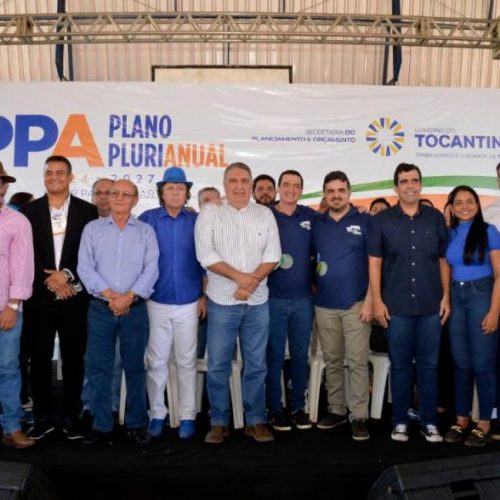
top-left (1, 408), bottom-right (499, 500)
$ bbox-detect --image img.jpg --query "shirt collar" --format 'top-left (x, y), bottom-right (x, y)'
top-left (160, 206), bottom-right (188, 219)
top-left (394, 203), bottom-right (421, 218)
top-left (104, 214), bottom-right (138, 226)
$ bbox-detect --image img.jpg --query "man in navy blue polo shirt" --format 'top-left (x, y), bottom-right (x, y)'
top-left (139, 167), bottom-right (206, 440)
top-left (313, 171), bottom-right (373, 441)
top-left (266, 170), bottom-right (315, 431)
top-left (368, 163), bottom-right (450, 443)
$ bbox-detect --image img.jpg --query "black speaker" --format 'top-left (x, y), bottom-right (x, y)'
top-left (0, 461), bottom-right (58, 500)
top-left (368, 452), bottom-right (500, 500)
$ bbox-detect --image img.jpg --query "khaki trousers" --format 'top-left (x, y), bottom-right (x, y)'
top-left (315, 302), bottom-right (370, 419)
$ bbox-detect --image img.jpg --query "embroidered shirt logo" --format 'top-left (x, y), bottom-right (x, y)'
top-left (346, 224), bottom-right (362, 236)
top-left (300, 220), bottom-right (311, 230)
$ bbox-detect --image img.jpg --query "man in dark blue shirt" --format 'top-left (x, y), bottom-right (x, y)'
top-left (313, 171), bottom-right (373, 441)
top-left (266, 170), bottom-right (315, 431)
top-left (368, 163), bottom-right (450, 443)
top-left (139, 167), bottom-right (206, 440)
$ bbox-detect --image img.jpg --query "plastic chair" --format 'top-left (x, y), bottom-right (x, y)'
top-left (368, 351), bottom-right (392, 419)
top-left (194, 345), bottom-right (244, 429)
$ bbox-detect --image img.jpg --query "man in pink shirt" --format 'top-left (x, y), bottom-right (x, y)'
top-left (0, 168), bottom-right (35, 449)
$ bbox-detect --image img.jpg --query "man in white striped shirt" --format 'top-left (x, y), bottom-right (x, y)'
top-left (195, 162), bottom-right (281, 444)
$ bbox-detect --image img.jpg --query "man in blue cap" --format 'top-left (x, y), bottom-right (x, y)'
top-left (139, 167), bottom-right (206, 439)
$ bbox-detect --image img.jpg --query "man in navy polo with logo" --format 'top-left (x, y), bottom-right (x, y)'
top-left (139, 167), bottom-right (206, 440)
top-left (368, 162), bottom-right (450, 443)
top-left (312, 171), bottom-right (373, 441)
top-left (266, 170), bottom-right (315, 431)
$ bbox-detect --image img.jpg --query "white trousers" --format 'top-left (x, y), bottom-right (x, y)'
top-left (146, 300), bottom-right (198, 420)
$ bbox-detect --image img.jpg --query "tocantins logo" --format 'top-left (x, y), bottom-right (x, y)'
top-left (366, 117), bottom-right (405, 156)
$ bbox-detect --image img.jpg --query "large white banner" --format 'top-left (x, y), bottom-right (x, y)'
top-left (1, 83), bottom-right (499, 212)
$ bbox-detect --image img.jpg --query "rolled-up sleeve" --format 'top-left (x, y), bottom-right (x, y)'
top-left (129, 225), bottom-right (159, 299)
top-left (262, 211), bottom-right (282, 263)
top-left (77, 223), bottom-right (111, 295)
top-left (195, 206), bottom-right (223, 269)
top-left (10, 216), bottom-right (34, 301)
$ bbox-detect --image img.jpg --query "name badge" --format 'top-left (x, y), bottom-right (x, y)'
top-left (50, 209), bottom-right (67, 235)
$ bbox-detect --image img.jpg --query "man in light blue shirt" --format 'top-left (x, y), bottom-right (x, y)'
top-left (78, 179), bottom-right (159, 445)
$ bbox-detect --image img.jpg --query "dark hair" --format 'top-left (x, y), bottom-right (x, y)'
top-left (393, 163), bottom-right (422, 186)
top-left (278, 170), bottom-right (303, 189)
top-left (8, 191), bottom-right (34, 208)
top-left (322, 171), bottom-right (351, 191)
top-left (92, 178), bottom-right (114, 192)
top-left (252, 174), bottom-right (276, 192)
top-left (447, 185), bottom-right (487, 265)
top-left (419, 198), bottom-right (434, 208)
top-left (45, 155), bottom-right (72, 174)
top-left (496, 162), bottom-right (500, 175)
top-left (369, 197), bottom-right (391, 211)
top-left (157, 182), bottom-right (191, 207)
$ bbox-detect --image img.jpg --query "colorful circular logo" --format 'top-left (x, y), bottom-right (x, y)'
top-left (317, 261), bottom-right (328, 277)
top-left (366, 117), bottom-right (405, 156)
top-left (280, 254), bottom-right (294, 270)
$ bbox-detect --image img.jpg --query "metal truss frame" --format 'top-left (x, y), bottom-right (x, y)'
top-left (0, 12), bottom-right (498, 54)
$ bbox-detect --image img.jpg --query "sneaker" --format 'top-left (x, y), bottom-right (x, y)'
top-left (290, 409), bottom-right (312, 430)
top-left (490, 420), bottom-right (500, 441)
top-left (205, 425), bottom-right (229, 444)
top-left (351, 418), bottom-right (370, 441)
top-left (420, 424), bottom-right (443, 443)
top-left (464, 428), bottom-right (490, 448)
top-left (21, 397), bottom-right (33, 411)
top-left (83, 430), bottom-right (113, 445)
top-left (62, 422), bottom-right (85, 440)
top-left (407, 408), bottom-right (421, 421)
top-left (147, 418), bottom-right (165, 438)
top-left (444, 424), bottom-right (466, 444)
top-left (317, 412), bottom-right (347, 430)
top-left (26, 421), bottom-right (55, 440)
top-left (244, 424), bottom-right (275, 442)
top-left (391, 424), bottom-right (409, 442)
top-left (128, 427), bottom-right (152, 445)
top-left (179, 420), bottom-right (195, 439)
top-left (269, 411), bottom-right (292, 431)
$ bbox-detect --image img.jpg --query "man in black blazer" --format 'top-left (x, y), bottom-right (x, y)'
top-left (21, 155), bottom-right (98, 440)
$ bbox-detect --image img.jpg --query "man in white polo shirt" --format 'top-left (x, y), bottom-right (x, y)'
top-left (195, 162), bottom-right (281, 444)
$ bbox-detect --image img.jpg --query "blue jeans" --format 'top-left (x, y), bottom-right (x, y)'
top-left (82, 339), bottom-right (122, 412)
top-left (207, 299), bottom-right (269, 426)
top-left (86, 299), bottom-right (149, 432)
top-left (0, 312), bottom-right (23, 434)
top-left (266, 297), bottom-right (313, 413)
top-left (385, 314), bottom-right (441, 426)
top-left (449, 278), bottom-right (498, 421)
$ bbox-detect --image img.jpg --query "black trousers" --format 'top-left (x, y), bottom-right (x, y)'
top-left (24, 299), bottom-right (88, 425)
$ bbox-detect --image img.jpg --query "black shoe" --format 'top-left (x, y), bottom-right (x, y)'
top-left (79, 409), bottom-right (93, 434)
top-left (317, 412), bottom-right (347, 430)
top-left (290, 409), bottom-right (312, 430)
top-left (128, 427), bottom-right (152, 445)
top-left (83, 430), bottom-right (113, 445)
top-left (27, 421), bottom-right (55, 440)
top-left (351, 418), bottom-right (370, 441)
top-left (444, 424), bottom-right (466, 444)
top-left (464, 427), bottom-right (490, 448)
top-left (62, 421), bottom-right (85, 440)
top-left (269, 411), bottom-right (292, 431)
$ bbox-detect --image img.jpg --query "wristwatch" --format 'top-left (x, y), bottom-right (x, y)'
top-left (7, 302), bottom-right (20, 311)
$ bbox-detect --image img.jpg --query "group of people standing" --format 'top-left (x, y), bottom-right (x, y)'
top-left (0, 156), bottom-right (498, 451)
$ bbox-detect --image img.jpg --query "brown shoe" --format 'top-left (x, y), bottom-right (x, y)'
top-left (2, 431), bottom-right (36, 449)
top-left (244, 424), bottom-right (274, 442)
top-left (205, 426), bottom-right (229, 444)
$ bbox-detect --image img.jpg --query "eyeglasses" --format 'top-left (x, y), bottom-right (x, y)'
top-left (92, 190), bottom-right (111, 196)
top-left (109, 190), bottom-right (137, 199)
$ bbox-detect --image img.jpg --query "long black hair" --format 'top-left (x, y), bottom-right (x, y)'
top-left (447, 185), bottom-right (487, 265)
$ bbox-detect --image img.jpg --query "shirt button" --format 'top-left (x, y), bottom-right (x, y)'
top-left (411, 230), bottom-right (415, 234)
top-left (412, 278), bottom-right (415, 282)
top-left (411, 294), bottom-right (415, 298)
top-left (411, 262), bottom-right (415, 266)
top-left (412, 246), bottom-right (415, 249)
